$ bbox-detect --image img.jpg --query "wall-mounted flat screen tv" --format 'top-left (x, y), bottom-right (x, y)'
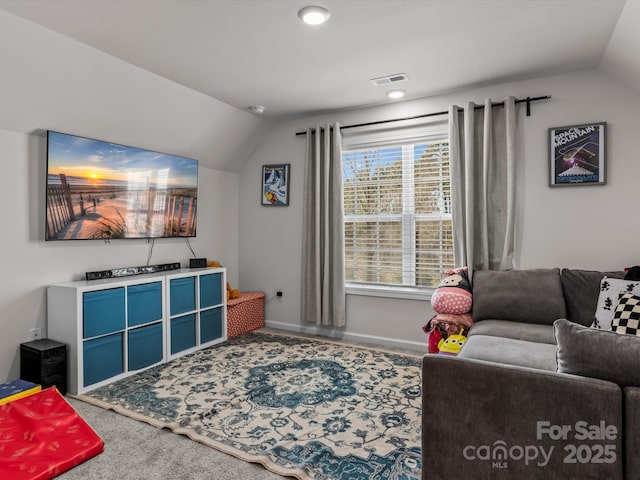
top-left (46, 131), bottom-right (198, 241)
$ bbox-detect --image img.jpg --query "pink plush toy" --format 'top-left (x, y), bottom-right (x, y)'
top-left (430, 267), bottom-right (473, 315)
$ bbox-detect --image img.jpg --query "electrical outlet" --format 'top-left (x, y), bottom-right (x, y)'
top-left (28, 328), bottom-right (42, 341)
top-left (276, 291), bottom-right (284, 302)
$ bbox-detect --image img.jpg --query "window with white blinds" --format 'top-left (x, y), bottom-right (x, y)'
top-left (342, 137), bottom-right (453, 289)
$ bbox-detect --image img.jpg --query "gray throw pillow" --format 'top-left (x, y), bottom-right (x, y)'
top-left (555, 318), bottom-right (640, 387)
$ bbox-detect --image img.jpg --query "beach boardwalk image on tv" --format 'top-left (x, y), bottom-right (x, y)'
top-left (46, 131), bottom-right (198, 240)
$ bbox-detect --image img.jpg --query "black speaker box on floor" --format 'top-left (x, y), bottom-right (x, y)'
top-left (20, 339), bottom-right (67, 395)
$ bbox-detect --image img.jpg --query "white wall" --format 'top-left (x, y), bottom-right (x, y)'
top-left (0, 9), bottom-right (270, 173)
top-left (0, 10), bottom-right (257, 382)
top-left (239, 69), bottom-right (640, 349)
top-left (0, 127), bottom-right (240, 381)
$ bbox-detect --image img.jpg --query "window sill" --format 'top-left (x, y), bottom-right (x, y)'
top-left (345, 283), bottom-right (434, 301)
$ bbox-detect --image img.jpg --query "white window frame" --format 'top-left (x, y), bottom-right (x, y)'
top-left (342, 124), bottom-right (451, 300)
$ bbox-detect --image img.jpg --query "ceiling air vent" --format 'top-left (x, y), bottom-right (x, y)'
top-left (370, 73), bottom-right (409, 87)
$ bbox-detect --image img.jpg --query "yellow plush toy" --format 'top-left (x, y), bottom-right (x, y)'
top-left (228, 284), bottom-right (240, 300)
top-left (207, 260), bottom-right (240, 300)
top-left (437, 332), bottom-right (467, 356)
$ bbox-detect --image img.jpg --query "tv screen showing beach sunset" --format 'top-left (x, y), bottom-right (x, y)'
top-left (46, 131), bottom-right (198, 241)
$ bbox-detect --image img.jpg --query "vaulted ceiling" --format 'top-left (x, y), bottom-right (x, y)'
top-left (0, 0), bottom-right (636, 121)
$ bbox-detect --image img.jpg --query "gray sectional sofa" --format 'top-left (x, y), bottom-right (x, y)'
top-left (422, 268), bottom-right (640, 480)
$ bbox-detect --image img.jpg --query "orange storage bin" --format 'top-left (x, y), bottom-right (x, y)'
top-left (227, 292), bottom-right (265, 338)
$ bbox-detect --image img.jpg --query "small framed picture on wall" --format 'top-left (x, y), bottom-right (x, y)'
top-left (261, 164), bottom-right (290, 206)
top-left (549, 122), bottom-right (606, 187)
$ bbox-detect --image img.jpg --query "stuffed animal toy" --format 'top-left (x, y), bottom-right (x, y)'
top-left (206, 260), bottom-right (240, 300)
top-left (431, 267), bottom-right (472, 314)
top-left (228, 284), bottom-right (240, 300)
top-left (423, 267), bottom-right (473, 353)
top-left (430, 313), bottom-right (473, 336)
top-left (437, 331), bottom-right (468, 355)
top-left (422, 313), bottom-right (473, 353)
top-left (624, 266), bottom-right (640, 281)
top-left (422, 321), bottom-right (445, 354)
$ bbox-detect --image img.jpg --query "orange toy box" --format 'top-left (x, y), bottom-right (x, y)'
top-left (227, 292), bottom-right (265, 338)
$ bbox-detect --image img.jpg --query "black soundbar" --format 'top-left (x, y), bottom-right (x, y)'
top-left (86, 262), bottom-right (181, 281)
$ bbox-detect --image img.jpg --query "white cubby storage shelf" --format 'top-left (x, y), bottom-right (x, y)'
top-left (47, 267), bottom-right (226, 394)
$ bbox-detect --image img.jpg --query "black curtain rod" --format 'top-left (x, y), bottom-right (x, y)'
top-left (295, 95), bottom-right (551, 136)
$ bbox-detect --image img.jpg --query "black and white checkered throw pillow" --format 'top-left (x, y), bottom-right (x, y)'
top-left (610, 292), bottom-right (640, 337)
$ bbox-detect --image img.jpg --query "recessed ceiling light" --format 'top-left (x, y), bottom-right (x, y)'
top-left (386, 89), bottom-right (406, 99)
top-left (298, 6), bottom-right (331, 25)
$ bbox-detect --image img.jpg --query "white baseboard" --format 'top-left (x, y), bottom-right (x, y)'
top-left (264, 320), bottom-right (426, 353)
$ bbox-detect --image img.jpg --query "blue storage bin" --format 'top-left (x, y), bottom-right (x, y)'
top-left (127, 282), bottom-right (163, 327)
top-left (200, 307), bottom-right (223, 343)
top-left (128, 323), bottom-right (163, 370)
top-left (83, 333), bottom-right (124, 386)
top-left (200, 273), bottom-right (222, 308)
top-left (171, 314), bottom-right (196, 354)
top-left (170, 277), bottom-right (196, 316)
top-left (83, 288), bottom-right (126, 338)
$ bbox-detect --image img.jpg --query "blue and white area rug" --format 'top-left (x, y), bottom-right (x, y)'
top-left (75, 332), bottom-right (422, 480)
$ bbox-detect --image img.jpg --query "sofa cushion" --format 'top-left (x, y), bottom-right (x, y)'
top-left (422, 355), bottom-right (624, 480)
top-left (610, 292), bottom-right (640, 336)
top-left (468, 320), bottom-right (556, 344)
top-left (555, 318), bottom-right (640, 387)
top-left (472, 268), bottom-right (566, 325)
top-left (458, 334), bottom-right (558, 371)
top-left (561, 269), bottom-right (625, 326)
top-left (592, 277), bottom-right (640, 330)
top-left (625, 387), bottom-right (640, 480)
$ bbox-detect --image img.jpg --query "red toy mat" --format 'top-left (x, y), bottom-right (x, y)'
top-left (0, 386), bottom-right (104, 480)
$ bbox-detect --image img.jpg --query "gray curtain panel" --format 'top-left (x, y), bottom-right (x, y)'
top-left (448, 97), bottom-right (517, 275)
top-left (301, 124), bottom-right (346, 327)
